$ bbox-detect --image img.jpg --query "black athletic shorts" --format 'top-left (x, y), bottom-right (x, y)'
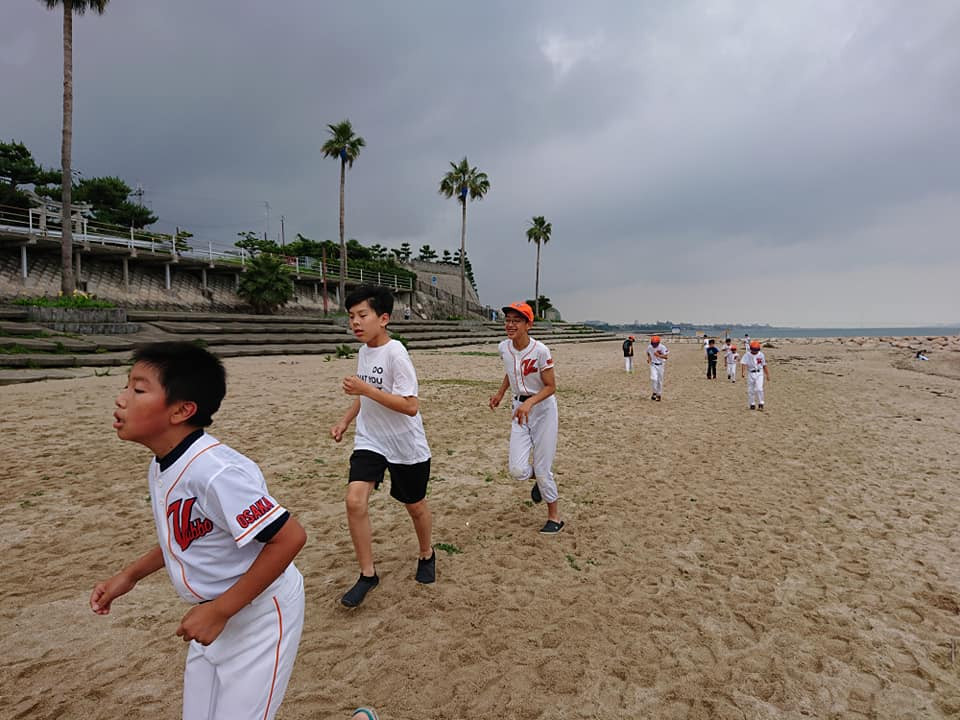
top-left (349, 449), bottom-right (431, 504)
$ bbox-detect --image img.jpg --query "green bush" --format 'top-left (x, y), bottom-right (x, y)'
top-left (12, 292), bottom-right (115, 309)
top-left (237, 254), bottom-right (295, 314)
top-left (335, 344), bottom-right (355, 358)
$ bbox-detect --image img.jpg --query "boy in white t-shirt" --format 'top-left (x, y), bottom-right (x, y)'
top-left (331, 285), bottom-right (434, 607)
top-left (740, 340), bottom-right (771, 410)
top-left (92, 342), bottom-right (307, 720)
top-left (489, 301), bottom-right (563, 534)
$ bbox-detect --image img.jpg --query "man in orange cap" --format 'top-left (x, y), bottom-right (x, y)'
top-left (740, 340), bottom-right (770, 409)
top-left (645, 335), bottom-right (669, 401)
top-left (622, 335), bottom-right (636, 373)
top-left (489, 301), bottom-right (564, 534)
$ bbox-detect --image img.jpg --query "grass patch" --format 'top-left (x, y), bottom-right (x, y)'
top-left (434, 542), bottom-right (462, 555)
top-left (335, 344), bottom-right (355, 359)
top-left (0, 329), bottom-right (48, 338)
top-left (0, 344), bottom-right (35, 354)
top-left (12, 293), bottom-right (115, 309)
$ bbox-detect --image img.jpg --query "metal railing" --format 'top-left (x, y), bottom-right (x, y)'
top-left (0, 203), bottom-right (414, 290)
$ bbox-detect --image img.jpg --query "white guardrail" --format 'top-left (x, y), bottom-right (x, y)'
top-left (0, 204), bottom-right (414, 291)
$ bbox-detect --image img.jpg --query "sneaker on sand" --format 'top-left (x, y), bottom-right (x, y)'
top-left (341, 573), bottom-right (379, 607)
top-left (531, 482), bottom-right (542, 503)
top-left (749, 404), bottom-right (756, 410)
top-left (758, 404), bottom-right (764, 411)
top-left (416, 552), bottom-right (436, 584)
top-left (655, 394), bottom-right (662, 401)
top-left (539, 520), bottom-right (565, 534)
top-left (651, 393), bottom-right (657, 400)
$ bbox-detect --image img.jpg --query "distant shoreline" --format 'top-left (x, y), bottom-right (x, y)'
top-left (584, 325), bottom-right (960, 339)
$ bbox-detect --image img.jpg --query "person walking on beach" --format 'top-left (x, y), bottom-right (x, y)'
top-left (740, 340), bottom-right (770, 410)
top-left (706, 339), bottom-right (719, 379)
top-left (489, 301), bottom-right (564, 534)
top-left (622, 335), bottom-right (635, 373)
top-left (92, 341), bottom-right (307, 720)
top-left (646, 335), bottom-right (669, 401)
top-left (330, 285), bottom-right (435, 607)
top-left (725, 343), bottom-right (739, 382)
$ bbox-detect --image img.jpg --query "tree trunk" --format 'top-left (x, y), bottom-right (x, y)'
top-left (338, 156), bottom-right (346, 311)
top-left (60, 0), bottom-right (76, 294)
top-left (535, 241), bottom-right (541, 320)
top-left (459, 198), bottom-right (467, 316)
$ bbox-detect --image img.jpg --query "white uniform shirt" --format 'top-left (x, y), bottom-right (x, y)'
top-left (354, 339), bottom-right (431, 464)
top-left (150, 434), bottom-right (292, 604)
top-left (740, 350), bottom-right (767, 373)
top-left (646, 343), bottom-right (669, 364)
top-left (725, 348), bottom-right (739, 364)
top-left (498, 338), bottom-right (554, 397)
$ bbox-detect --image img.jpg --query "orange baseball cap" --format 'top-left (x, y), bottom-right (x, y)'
top-left (651, 335), bottom-right (660, 343)
top-left (731, 345), bottom-right (737, 351)
top-left (628, 335), bottom-right (635, 340)
top-left (749, 340), bottom-right (761, 350)
top-left (502, 301), bottom-right (534, 323)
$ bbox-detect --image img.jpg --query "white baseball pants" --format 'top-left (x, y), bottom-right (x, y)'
top-left (508, 396), bottom-right (559, 503)
top-left (747, 371), bottom-right (765, 407)
top-left (649, 362), bottom-right (664, 395)
top-left (182, 565), bottom-right (304, 720)
top-left (726, 362), bottom-right (737, 381)
top-left (625, 356), bottom-right (633, 373)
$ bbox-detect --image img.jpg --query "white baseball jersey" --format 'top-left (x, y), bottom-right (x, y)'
top-left (354, 339), bottom-right (431, 464)
top-left (725, 348), bottom-right (739, 365)
top-left (740, 350), bottom-right (766, 373)
top-left (646, 343), bottom-right (669, 364)
top-left (149, 433), bottom-right (295, 604)
top-left (498, 338), bottom-right (554, 397)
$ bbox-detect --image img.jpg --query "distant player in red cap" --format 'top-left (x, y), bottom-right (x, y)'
top-left (740, 340), bottom-right (770, 409)
top-left (489, 301), bottom-right (564, 534)
top-left (645, 335), bottom-right (669, 401)
top-left (725, 343), bottom-right (739, 382)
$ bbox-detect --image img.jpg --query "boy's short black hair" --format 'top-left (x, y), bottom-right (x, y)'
top-left (131, 341), bottom-right (226, 427)
top-left (708, 339), bottom-right (715, 344)
top-left (345, 285), bottom-right (394, 316)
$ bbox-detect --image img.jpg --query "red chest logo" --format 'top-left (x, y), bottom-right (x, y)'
top-left (520, 359), bottom-right (538, 376)
top-left (167, 497), bottom-right (214, 551)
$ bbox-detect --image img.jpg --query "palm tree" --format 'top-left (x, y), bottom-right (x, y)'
top-left (40, 0), bottom-right (110, 294)
top-left (321, 120), bottom-right (365, 310)
top-left (526, 215), bottom-right (552, 320)
top-left (439, 157), bottom-right (490, 315)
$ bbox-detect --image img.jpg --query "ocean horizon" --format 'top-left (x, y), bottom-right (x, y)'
top-left (700, 326), bottom-right (959, 339)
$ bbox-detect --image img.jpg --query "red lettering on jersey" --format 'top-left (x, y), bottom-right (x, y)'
top-left (167, 497), bottom-right (214, 551)
top-left (236, 496), bottom-right (276, 529)
top-left (521, 359), bottom-right (538, 376)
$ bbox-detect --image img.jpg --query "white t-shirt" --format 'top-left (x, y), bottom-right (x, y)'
top-left (498, 338), bottom-right (554, 397)
top-left (150, 434), bottom-right (297, 604)
top-left (741, 350), bottom-right (766, 372)
top-left (725, 348), bottom-right (739, 365)
top-left (646, 343), bottom-right (669, 364)
top-left (354, 339), bottom-right (431, 464)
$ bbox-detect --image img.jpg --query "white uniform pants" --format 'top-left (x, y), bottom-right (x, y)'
top-left (747, 371), bottom-right (765, 407)
top-left (649, 362), bottom-right (665, 395)
top-left (625, 356), bottom-right (633, 373)
top-left (726, 361), bottom-right (737, 381)
top-left (182, 565), bottom-right (305, 720)
top-left (508, 396), bottom-right (559, 503)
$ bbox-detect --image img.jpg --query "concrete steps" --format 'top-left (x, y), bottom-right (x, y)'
top-left (0, 306), bottom-right (617, 383)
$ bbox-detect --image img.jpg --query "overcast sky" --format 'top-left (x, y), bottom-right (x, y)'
top-left (4, 1), bottom-right (959, 326)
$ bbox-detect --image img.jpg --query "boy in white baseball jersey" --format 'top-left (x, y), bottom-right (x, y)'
top-left (646, 335), bottom-right (669, 401)
top-left (623, 335), bottom-right (635, 373)
top-left (331, 285), bottom-right (434, 607)
top-left (740, 340), bottom-right (771, 410)
top-left (725, 344), bottom-right (739, 382)
top-left (91, 342), bottom-right (307, 720)
top-left (489, 301), bottom-right (563, 534)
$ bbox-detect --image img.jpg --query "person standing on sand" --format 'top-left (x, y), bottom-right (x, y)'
top-left (623, 335), bottom-right (635, 373)
top-left (740, 340), bottom-right (770, 410)
top-left (646, 335), bottom-right (669, 401)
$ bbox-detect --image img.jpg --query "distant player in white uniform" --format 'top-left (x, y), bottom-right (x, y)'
top-left (92, 341), bottom-right (307, 720)
top-left (646, 335), bottom-right (669, 401)
top-left (725, 343), bottom-right (739, 382)
top-left (740, 340), bottom-right (771, 410)
top-left (331, 285), bottom-right (435, 607)
top-left (489, 301), bottom-right (563, 534)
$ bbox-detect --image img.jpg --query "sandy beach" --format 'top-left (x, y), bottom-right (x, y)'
top-left (2, 337), bottom-right (959, 719)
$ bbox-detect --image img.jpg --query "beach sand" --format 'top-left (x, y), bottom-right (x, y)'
top-left (2, 337), bottom-right (959, 719)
